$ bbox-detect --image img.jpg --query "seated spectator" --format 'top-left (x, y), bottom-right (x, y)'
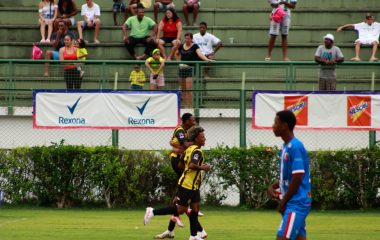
top-left (183, 0), bottom-right (199, 26)
top-left (337, 13), bottom-right (380, 62)
top-left (113, 0), bottom-right (127, 26)
top-left (77, 0), bottom-right (101, 44)
top-left (145, 49), bottom-right (165, 90)
top-left (122, 6), bottom-right (157, 60)
top-left (129, 64), bottom-right (146, 90)
top-left (38, 0), bottom-right (58, 43)
top-left (153, 0), bottom-right (175, 23)
top-left (175, 32), bottom-right (213, 108)
top-left (129, 0), bottom-right (141, 16)
top-left (156, 8), bottom-right (182, 60)
top-left (54, 0), bottom-right (78, 31)
top-left (314, 34), bottom-right (344, 91)
top-left (193, 21), bottom-right (222, 78)
top-left (59, 34), bottom-right (81, 89)
top-left (44, 20), bottom-right (77, 76)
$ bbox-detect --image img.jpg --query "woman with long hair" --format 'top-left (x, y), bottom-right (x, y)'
top-left (38, 0), bottom-right (58, 43)
top-left (59, 34), bottom-right (81, 89)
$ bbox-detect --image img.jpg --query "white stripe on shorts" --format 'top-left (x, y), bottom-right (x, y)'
top-left (285, 212), bottom-right (296, 239)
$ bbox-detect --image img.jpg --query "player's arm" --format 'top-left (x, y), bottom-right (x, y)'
top-left (315, 55), bottom-right (327, 64)
top-left (278, 173), bottom-right (303, 214)
top-left (188, 150), bottom-right (211, 172)
top-left (268, 180), bottom-right (280, 199)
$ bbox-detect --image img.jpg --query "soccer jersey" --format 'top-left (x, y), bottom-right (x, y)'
top-left (193, 32), bottom-right (221, 55)
top-left (77, 48), bottom-right (87, 60)
top-left (170, 126), bottom-right (187, 158)
top-left (129, 70), bottom-right (146, 87)
top-left (178, 145), bottom-right (204, 190)
top-left (146, 57), bottom-right (164, 74)
top-left (279, 137), bottom-right (311, 213)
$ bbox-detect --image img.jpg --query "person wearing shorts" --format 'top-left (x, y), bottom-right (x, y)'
top-left (54, 0), bottom-right (78, 31)
top-left (145, 48), bottom-right (165, 90)
top-left (154, 0), bottom-right (175, 23)
top-left (183, 0), bottom-right (200, 26)
top-left (337, 13), bottom-right (380, 62)
top-left (77, 0), bottom-right (101, 44)
top-left (112, 0), bottom-right (128, 26)
top-left (265, 0), bottom-right (297, 61)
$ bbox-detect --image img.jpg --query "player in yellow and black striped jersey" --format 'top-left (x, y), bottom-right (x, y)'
top-left (144, 126), bottom-right (211, 240)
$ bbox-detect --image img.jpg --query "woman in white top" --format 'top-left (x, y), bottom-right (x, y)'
top-left (38, 0), bottom-right (58, 43)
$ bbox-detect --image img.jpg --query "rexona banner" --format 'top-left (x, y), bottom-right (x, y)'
top-left (252, 91), bottom-right (380, 130)
top-left (33, 90), bottom-right (180, 129)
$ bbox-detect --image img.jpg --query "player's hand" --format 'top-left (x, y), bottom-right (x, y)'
top-left (202, 164), bottom-right (211, 172)
top-left (268, 186), bottom-right (278, 199)
top-left (337, 27), bottom-right (342, 32)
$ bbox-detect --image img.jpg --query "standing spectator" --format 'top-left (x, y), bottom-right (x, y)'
top-left (75, 38), bottom-right (88, 79)
top-left (153, 0), bottom-right (175, 23)
top-left (59, 34), bottom-right (81, 89)
top-left (175, 32), bottom-right (213, 108)
top-left (337, 13), bottom-right (380, 62)
top-left (156, 8), bottom-right (182, 60)
top-left (269, 110), bottom-right (311, 240)
top-left (265, 0), bottom-right (297, 61)
top-left (113, 0), bottom-right (128, 26)
top-left (44, 20), bottom-right (76, 76)
top-left (54, 0), bottom-right (78, 31)
top-left (315, 34), bottom-right (344, 91)
top-left (145, 49), bottom-right (165, 90)
top-left (129, 64), bottom-right (146, 90)
top-left (77, 0), bottom-right (101, 44)
top-left (38, 0), bottom-right (58, 43)
top-left (183, 0), bottom-right (200, 26)
top-left (193, 22), bottom-right (222, 78)
top-left (122, 6), bottom-right (157, 60)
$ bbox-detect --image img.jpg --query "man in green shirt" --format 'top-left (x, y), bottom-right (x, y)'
top-left (122, 6), bottom-right (157, 60)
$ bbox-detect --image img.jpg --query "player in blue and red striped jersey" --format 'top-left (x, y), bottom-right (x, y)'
top-left (269, 110), bottom-right (311, 240)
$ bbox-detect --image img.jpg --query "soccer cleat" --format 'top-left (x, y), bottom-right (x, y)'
top-left (186, 208), bottom-right (204, 217)
top-left (170, 215), bottom-right (184, 227)
top-left (154, 230), bottom-right (174, 239)
top-left (198, 211), bottom-right (204, 217)
top-left (144, 207), bottom-right (154, 225)
top-left (189, 235), bottom-right (202, 240)
top-left (197, 229), bottom-right (208, 239)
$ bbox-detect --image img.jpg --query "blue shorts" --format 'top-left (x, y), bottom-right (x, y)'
top-left (81, 20), bottom-right (98, 29)
top-left (277, 209), bottom-right (308, 240)
top-left (52, 50), bottom-right (59, 60)
top-left (113, 2), bottom-right (127, 12)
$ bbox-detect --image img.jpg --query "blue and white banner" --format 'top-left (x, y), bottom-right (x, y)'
top-left (33, 90), bottom-right (180, 129)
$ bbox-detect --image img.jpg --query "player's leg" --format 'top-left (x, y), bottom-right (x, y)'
top-left (277, 209), bottom-right (308, 240)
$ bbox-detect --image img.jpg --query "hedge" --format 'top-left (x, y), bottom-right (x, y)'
top-left (0, 143), bottom-right (379, 209)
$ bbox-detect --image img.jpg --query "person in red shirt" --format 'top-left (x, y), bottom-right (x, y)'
top-left (156, 8), bottom-right (182, 60)
top-left (59, 34), bottom-right (81, 89)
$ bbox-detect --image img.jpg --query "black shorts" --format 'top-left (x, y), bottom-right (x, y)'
top-left (176, 186), bottom-right (200, 207)
top-left (161, 37), bottom-right (177, 44)
top-left (170, 156), bottom-right (183, 179)
top-left (178, 66), bottom-right (193, 78)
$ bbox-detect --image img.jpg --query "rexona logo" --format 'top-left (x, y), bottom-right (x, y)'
top-left (284, 96), bottom-right (308, 126)
top-left (58, 96), bottom-right (86, 125)
top-left (128, 97), bottom-right (156, 125)
top-left (347, 96), bottom-right (371, 126)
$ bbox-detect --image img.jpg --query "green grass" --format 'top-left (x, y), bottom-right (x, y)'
top-left (0, 207), bottom-right (379, 239)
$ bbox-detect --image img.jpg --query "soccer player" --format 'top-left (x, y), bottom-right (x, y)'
top-left (268, 110), bottom-right (311, 240)
top-left (144, 126), bottom-right (210, 240)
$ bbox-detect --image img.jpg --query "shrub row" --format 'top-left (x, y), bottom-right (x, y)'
top-left (0, 143), bottom-right (379, 209)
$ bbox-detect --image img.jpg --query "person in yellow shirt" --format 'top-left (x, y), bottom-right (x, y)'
top-left (145, 48), bottom-right (165, 90)
top-left (76, 38), bottom-right (87, 79)
top-left (129, 64), bottom-right (146, 90)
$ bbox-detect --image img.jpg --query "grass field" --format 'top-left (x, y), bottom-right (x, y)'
top-left (0, 207), bottom-right (379, 240)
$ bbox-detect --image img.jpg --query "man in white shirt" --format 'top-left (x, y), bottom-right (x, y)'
top-left (193, 22), bottom-right (222, 78)
top-left (337, 13), bottom-right (380, 62)
top-left (77, 0), bottom-right (101, 44)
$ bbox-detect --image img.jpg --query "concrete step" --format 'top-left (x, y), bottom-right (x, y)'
top-left (0, 42), bottom-right (376, 61)
top-left (0, 25), bottom-right (359, 44)
top-left (1, 0), bottom-right (379, 10)
top-left (1, 7), bottom-right (379, 27)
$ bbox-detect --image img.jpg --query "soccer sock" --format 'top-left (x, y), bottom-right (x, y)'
top-left (167, 212), bottom-right (178, 231)
top-left (153, 206), bottom-right (177, 216)
top-left (189, 211), bottom-right (198, 236)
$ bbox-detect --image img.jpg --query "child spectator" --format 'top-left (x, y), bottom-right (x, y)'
top-left (129, 64), bottom-right (146, 90)
top-left (76, 38), bottom-right (87, 79)
top-left (145, 48), bottom-right (165, 90)
top-left (38, 0), bottom-right (58, 43)
top-left (183, 0), bottom-right (199, 26)
top-left (113, 0), bottom-right (127, 26)
top-left (77, 0), bottom-right (101, 44)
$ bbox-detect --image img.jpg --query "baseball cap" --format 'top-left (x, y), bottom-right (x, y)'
top-left (323, 33), bottom-right (334, 42)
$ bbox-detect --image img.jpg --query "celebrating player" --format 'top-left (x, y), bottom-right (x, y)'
top-left (268, 110), bottom-right (312, 240)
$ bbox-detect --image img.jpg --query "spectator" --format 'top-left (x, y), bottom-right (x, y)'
top-left (44, 20), bottom-right (76, 76)
top-left (145, 49), bottom-right (165, 90)
top-left (337, 13), bottom-right (380, 62)
top-left (59, 34), bottom-right (81, 89)
top-left (113, 0), bottom-right (128, 26)
top-left (75, 38), bottom-right (87, 79)
top-left (122, 6), bottom-right (157, 60)
top-left (265, 0), bottom-right (297, 61)
top-left (175, 32), bottom-right (213, 108)
top-left (129, 0), bottom-right (141, 16)
top-left (77, 0), bottom-right (101, 44)
top-left (129, 64), bottom-right (146, 90)
top-left (38, 0), bottom-right (58, 43)
top-left (153, 0), bottom-right (175, 23)
top-left (156, 8), bottom-right (182, 60)
top-left (54, 0), bottom-right (78, 30)
top-left (193, 21), bottom-right (222, 78)
top-left (314, 34), bottom-right (344, 91)
top-left (183, 0), bottom-right (200, 26)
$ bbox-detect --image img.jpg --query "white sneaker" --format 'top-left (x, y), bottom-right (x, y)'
top-left (198, 211), bottom-right (204, 217)
top-left (154, 230), bottom-right (174, 239)
top-left (186, 208), bottom-right (204, 217)
top-left (197, 229), bottom-right (208, 239)
top-left (170, 215), bottom-right (184, 227)
top-left (143, 207), bottom-right (154, 225)
top-left (189, 236), bottom-right (202, 240)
